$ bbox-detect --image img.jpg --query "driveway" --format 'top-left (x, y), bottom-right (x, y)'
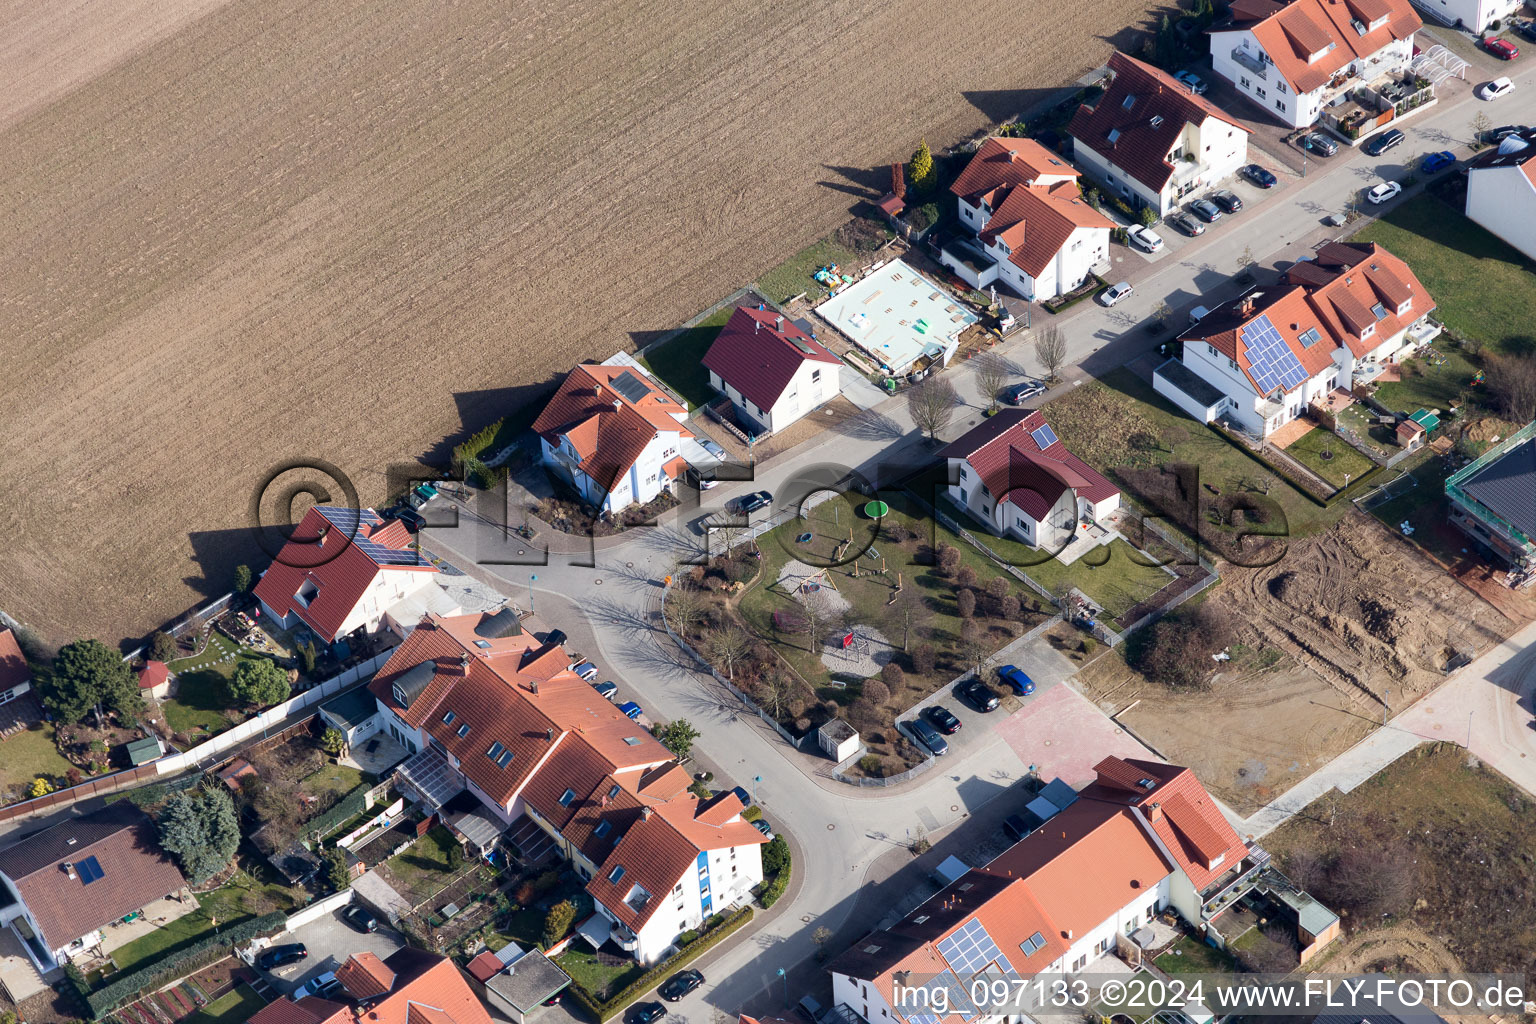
top-left (993, 683), bottom-right (1160, 788)
top-left (270, 907), bottom-right (406, 996)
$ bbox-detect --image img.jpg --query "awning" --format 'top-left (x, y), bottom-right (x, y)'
top-left (576, 913), bottom-right (612, 951)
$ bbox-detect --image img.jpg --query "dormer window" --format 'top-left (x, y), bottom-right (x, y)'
top-left (457, 723), bottom-right (470, 738)
top-left (294, 580), bottom-right (319, 607)
top-left (1122, 94), bottom-right (1137, 110)
top-left (559, 788), bottom-right (577, 807)
top-left (1397, 298), bottom-right (1412, 315)
top-left (391, 685), bottom-right (408, 706)
top-left (1360, 323), bottom-right (1375, 339)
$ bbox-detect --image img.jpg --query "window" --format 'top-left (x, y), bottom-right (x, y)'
top-left (608, 784), bottom-right (621, 799)
top-left (1122, 94), bottom-right (1137, 109)
top-left (1107, 128), bottom-right (1121, 144)
top-left (1298, 327), bottom-right (1322, 348)
top-left (1240, 76), bottom-right (1250, 88)
top-left (1072, 955), bottom-right (1088, 972)
top-left (442, 711), bottom-right (456, 725)
top-left (1256, 86), bottom-right (1267, 98)
top-left (595, 821), bottom-right (612, 838)
top-left (1229, 358), bottom-right (1239, 371)
top-left (1276, 98), bottom-right (1285, 111)
top-left (1371, 302), bottom-right (1388, 320)
top-left (1398, 299), bottom-right (1412, 315)
top-left (1208, 343), bottom-right (1217, 356)
top-left (486, 741), bottom-right (505, 761)
top-left (1361, 323), bottom-right (1375, 339)
top-left (674, 883), bottom-right (684, 894)
top-left (609, 866), bottom-right (625, 883)
top-left (1278, 80), bottom-right (1288, 93)
top-left (457, 723), bottom-right (470, 738)
top-left (812, 369), bottom-right (821, 382)
top-left (559, 788), bottom-right (576, 807)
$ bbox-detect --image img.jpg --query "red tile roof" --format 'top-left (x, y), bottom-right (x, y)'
top-left (0, 803), bottom-right (186, 951)
top-left (138, 660), bottom-right (169, 690)
top-left (702, 307), bottom-right (840, 412)
top-left (0, 628), bottom-right (30, 692)
top-left (360, 949), bottom-right (494, 1024)
top-left (950, 138), bottom-right (1081, 199)
top-left (978, 180), bottom-right (1114, 278)
top-left (336, 951), bottom-right (396, 1000)
top-left (465, 951), bottom-right (504, 983)
top-left (252, 506), bottom-right (437, 643)
top-left (1069, 53), bottom-right (1249, 195)
top-left (248, 996), bottom-right (344, 1024)
top-left (938, 408), bottom-right (1119, 516)
top-left (1233, 0), bottom-right (1421, 94)
top-left (531, 365), bottom-right (692, 493)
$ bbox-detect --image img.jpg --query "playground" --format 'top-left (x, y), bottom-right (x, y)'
top-left (814, 259), bottom-right (978, 378)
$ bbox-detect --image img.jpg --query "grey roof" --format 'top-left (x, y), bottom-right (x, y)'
top-left (1458, 431), bottom-right (1536, 544)
top-left (484, 950), bottom-right (570, 1011)
top-left (820, 718), bottom-right (857, 742)
top-left (474, 607), bottom-right (523, 639)
top-left (1155, 357), bottom-right (1227, 409)
top-left (448, 808), bottom-right (503, 850)
top-left (0, 803), bottom-right (149, 880)
top-left (322, 687), bottom-right (381, 732)
top-left (1038, 778), bottom-right (1078, 811)
top-left (390, 659), bottom-right (438, 708)
top-left (125, 736), bottom-right (162, 765)
top-left (1469, 129), bottom-right (1536, 170)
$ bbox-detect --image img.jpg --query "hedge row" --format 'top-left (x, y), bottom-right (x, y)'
top-left (306, 783), bottom-right (371, 843)
top-left (574, 906), bottom-right (756, 1023)
top-left (1206, 421), bottom-right (1383, 507)
top-left (87, 911), bottom-right (288, 1017)
top-left (758, 868), bottom-right (790, 909)
top-left (451, 420), bottom-right (506, 488)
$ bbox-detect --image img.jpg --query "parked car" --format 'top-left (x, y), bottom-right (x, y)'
top-left (1518, 19), bottom-right (1536, 42)
top-left (995, 665), bottom-right (1035, 696)
top-left (660, 969), bottom-right (705, 1002)
top-left (1100, 281), bottom-right (1134, 306)
top-left (1189, 198), bottom-right (1223, 222)
top-left (1483, 124), bottom-right (1527, 143)
top-left (1363, 128), bottom-right (1405, 156)
top-left (1003, 814), bottom-right (1033, 842)
top-left (391, 507), bottom-right (426, 532)
top-left (730, 785), bottom-right (751, 806)
top-left (1420, 150), bottom-right (1456, 174)
top-left (736, 490), bottom-right (773, 513)
top-left (1003, 379), bottom-right (1047, 404)
top-left (925, 705), bottom-right (962, 734)
top-left (618, 700), bottom-right (643, 719)
top-left (572, 660), bottom-right (599, 681)
top-left (960, 679), bottom-right (1000, 712)
top-left (257, 944), bottom-right (308, 971)
top-left (1480, 76), bottom-right (1516, 100)
top-left (1173, 70), bottom-right (1208, 94)
top-left (751, 819), bottom-right (775, 840)
top-left (1210, 189), bottom-right (1243, 213)
top-left (1300, 132), bottom-right (1338, 156)
top-left (632, 1002), bottom-right (668, 1024)
top-left (1169, 212), bottom-right (1204, 236)
top-left (294, 972), bottom-right (337, 1000)
top-left (544, 629), bottom-right (568, 647)
top-left (699, 438), bottom-right (727, 460)
top-left (593, 679), bottom-right (619, 701)
top-left (1242, 163), bottom-right (1278, 188)
top-left (1365, 180), bottom-right (1403, 205)
top-left (909, 717), bottom-right (949, 756)
top-left (1127, 224), bottom-right (1164, 252)
top-left (343, 906), bottom-right (378, 933)
top-left (1483, 37), bottom-right (1519, 59)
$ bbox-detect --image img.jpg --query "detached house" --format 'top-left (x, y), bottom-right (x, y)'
top-left (251, 949), bottom-right (494, 1024)
top-left (939, 409), bottom-right (1120, 549)
top-left (1465, 131), bottom-right (1536, 264)
top-left (253, 506), bottom-right (447, 645)
top-left (360, 612), bottom-right (767, 965)
top-left (1158, 241), bottom-right (1437, 438)
top-left (829, 757), bottom-right (1337, 1024)
top-left (703, 307), bottom-right (842, 435)
top-left (940, 137), bottom-right (1113, 302)
top-left (532, 362), bottom-right (693, 515)
top-left (0, 628), bottom-right (31, 706)
top-left (1210, 0), bottom-right (1421, 130)
top-left (0, 804), bottom-right (189, 971)
top-left (1069, 52), bottom-right (1251, 217)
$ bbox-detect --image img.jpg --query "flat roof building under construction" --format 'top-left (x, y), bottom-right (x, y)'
top-left (815, 260), bottom-right (978, 379)
top-left (1446, 419), bottom-right (1536, 573)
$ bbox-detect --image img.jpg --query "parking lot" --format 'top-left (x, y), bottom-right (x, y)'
top-left (1121, 165), bottom-right (1298, 269)
top-left (262, 904), bottom-right (407, 996)
top-left (993, 682), bottom-right (1159, 787)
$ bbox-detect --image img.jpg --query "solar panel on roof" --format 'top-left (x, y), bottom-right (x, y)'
top-left (610, 371), bottom-right (652, 404)
top-left (937, 918), bottom-right (1016, 977)
top-left (78, 855), bottom-right (104, 884)
top-left (1029, 423), bottom-right (1059, 449)
top-left (1242, 314), bottom-right (1309, 396)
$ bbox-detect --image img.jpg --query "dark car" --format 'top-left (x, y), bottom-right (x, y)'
top-left (730, 785), bottom-right (751, 806)
top-left (1242, 163), bottom-right (1278, 188)
top-left (1003, 814), bottom-right (1033, 842)
top-left (995, 665), bottom-right (1035, 696)
top-left (1519, 20), bottom-right (1536, 42)
top-left (1484, 124), bottom-right (1528, 143)
top-left (1003, 380), bottom-right (1047, 404)
top-left (1211, 189), bottom-right (1243, 213)
top-left (1483, 36), bottom-right (1519, 59)
top-left (257, 944), bottom-right (308, 971)
top-left (1169, 212), bottom-right (1204, 236)
top-left (544, 628), bottom-right (568, 647)
top-left (960, 679), bottom-right (999, 712)
top-left (1189, 198), bottom-right (1223, 222)
top-left (925, 704), bottom-right (962, 734)
top-left (1421, 150), bottom-right (1456, 174)
top-left (343, 906), bottom-right (378, 933)
top-left (393, 507), bottom-right (426, 531)
top-left (909, 717), bottom-right (949, 756)
top-left (632, 1002), bottom-right (668, 1024)
top-left (1300, 132), bottom-right (1338, 157)
top-left (660, 969), bottom-right (704, 1002)
top-left (736, 490), bottom-right (773, 514)
top-left (1363, 128), bottom-right (1405, 156)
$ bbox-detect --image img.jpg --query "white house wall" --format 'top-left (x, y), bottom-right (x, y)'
top-left (1210, 29), bottom-right (1322, 128)
top-left (766, 359), bottom-right (842, 433)
top-left (1467, 164), bottom-right (1536, 263)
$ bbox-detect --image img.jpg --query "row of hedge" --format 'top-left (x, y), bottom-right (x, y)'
top-left (451, 420), bottom-right (506, 488)
top-left (83, 911), bottom-right (288, 1018)
top-left (565, 905), bottom-right (757, 1022)
top-left (305, 782), bottom-right (372, 843)
top-left (1206, 420), bottom-right (1384, 507)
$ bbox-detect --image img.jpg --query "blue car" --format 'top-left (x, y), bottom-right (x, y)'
top-left (1421, 151), bottom-right (1456, 174)
top-left (996, 665), bottom-right (1036, 696)
top-left (618, 701), bottom-right (643, 720)
top-left (1242, 164), bottom-right (1277, 188)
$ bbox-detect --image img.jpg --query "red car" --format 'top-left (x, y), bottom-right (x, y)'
top-left (1483, 37), bottom-right (1519, 59)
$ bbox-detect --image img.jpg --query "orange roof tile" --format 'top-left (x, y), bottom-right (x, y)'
top-left (336, 952), bottom-right (396, 1000)
top-left (531, 365), bottom-right (692, 493)
top-left (359, 950), bottom-right (494, 1024)
top-left (950, 138), bottom-right (1080, 199)
top-left (1237, 0), bottom-right (1421, 95)
top-left (980, 180), bottom-right (1114, 278)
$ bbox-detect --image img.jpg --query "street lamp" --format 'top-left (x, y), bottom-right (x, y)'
top-left (528, 574), bottom-right (537, 614)
top-left (777, 967), bottom-right (788, 1008)
top-left (752, 775), bottom-right (763, 805)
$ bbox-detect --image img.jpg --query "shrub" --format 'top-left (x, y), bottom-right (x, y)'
top-left (1124, 603), bottom-right (1235, 689)
top-left (762, 834), bottom-right (789, 877)
top-left (321, 847), bottom-right (351, 890)
top-left (937, 544), bottom-right (961, 575)
top-left (759, 872), bottom-right (790, 909)
top-left (583, 907), bottom-right (754, 1021)
top-left (533, 869), bottom-right (561, 895)
top-left (1139, 206), bottom-right (1158, 227)
top-left (956, 588), bottom-right (976, 619)
top-left (678, 929), bottom-right (700, 946)
top-left (956, 565), bottom-right (978, 589)
top-left (880, 662), bottom-right (905, 691)
top-left (28, 777), bottom-right (53, 798)
top-left (514, 881), bottom-right (536, 904)
top-left (862, 679), bottom-right (890, 706)
top-left (859, 754), bottom-right (882, 774)
top-left (837, 216), bottom-right (889, 252)
top-left (149, 631), bottom-right (179, 663)
top-left (742, 805), bottom-right (763, 822)
top-left (543, 900), bottom-right (576, 948)
top-left (1000, 594), bottom-right (1022, 620)
top-left (912, 644), bottom-right (938, 675)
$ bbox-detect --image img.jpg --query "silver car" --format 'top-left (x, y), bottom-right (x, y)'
top-left (1101, 281), bottom-right (1134, 306)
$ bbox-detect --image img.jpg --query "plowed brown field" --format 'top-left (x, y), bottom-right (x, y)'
top-left (0, 0), bottom-right (1159, 645)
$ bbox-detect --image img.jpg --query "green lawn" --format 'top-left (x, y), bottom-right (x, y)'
top-left (1352, 196), bottom-right (1536, 353)
top-left (0, 723), bottom-right (75, 794)
top-left (1284, 427), bottom-right (1377, 490)
top-left (384, 826), bottom-right (462, 887)
top-left (1372, 346), bottom-right (1479, 414)
top-left (161, 669), bottom-right (235, 738)
top-left (166, 630), bottom-right (241, 674)
top-left (185, 984), bottom-right (266, 1024)
top-left (301, 763), bottom-right (365, 802)
top-left (110, 872), bottom-right (299, 973)
top-left (637, 305), bottom-right (734, 411)
top-left (555, 947), bottom-right (643, 1002)
top-left (485, 907), bottom-right (547, 953)
top-left (1155, 935), bottom-right (1240, 975)
top-left (754, 234), bottom-right (862, 306)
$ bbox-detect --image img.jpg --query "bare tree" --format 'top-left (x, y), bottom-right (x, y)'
top-left (666, 583), bottom-right (705, 639)
top-left (758, 672), bottom-right (794, 718)
top-left (813, 925), bottom-right (835, 961)
top-left (906, 375), bottom-right (961, 441)
top-left (801, 589), bottom-right (832, 653)
top-left (703, 625), bottom-right (752, 680)
top-left (974, 351), bottom-right (1009, 412)
top-left (1034, 325), bottom-right (1068, 381)
top-left (1327, 845), bottom-right (1416, 920)
top-left (1486, 352), bottom-right (1536, 422)
top-left (888, 586), bottom-right (923, 651)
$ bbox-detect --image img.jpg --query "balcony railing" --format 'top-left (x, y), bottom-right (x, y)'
top-left (1230, 47), bottom-right (1268, 78)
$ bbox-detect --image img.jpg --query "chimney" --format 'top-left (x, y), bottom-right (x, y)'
top-left (529, 679), bottom-right (539, 694)
top-left (1148, 802), bottom-right (1164, 823)
top-left (775, 315), bottom-right (785, 331)
top-left (1065, 930), bottom-right (1074, 940)
top-left (613, 399), bottom-right (622, 411)
top-left (1238, 294), bottom-right (1257, 318)
top-left (755, 319), bottom-right (762, 333)
top-left (459, 653), bottom-right (471, 672)
top-left (1008, 149), bottom-right (1020, 162)
top-left (64, 862), bottom-right (77, 880)
top-left (545, 727), bottom-right (554, 742)
top-left (316, 525), bottom-right (329, 546)
top-left (642, 806), bottom-right (654, 821)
